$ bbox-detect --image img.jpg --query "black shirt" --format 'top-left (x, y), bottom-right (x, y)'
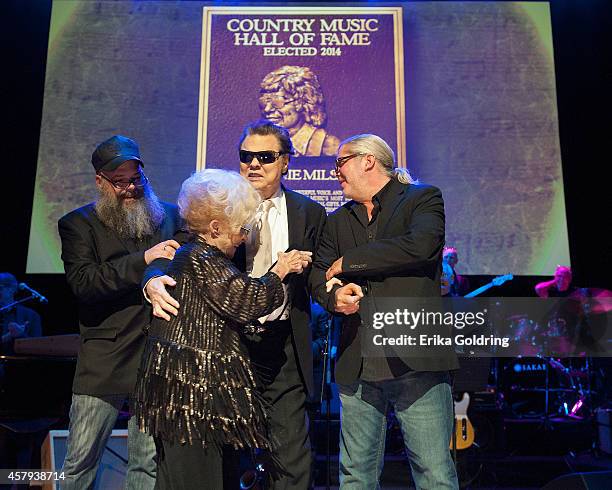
top-left (346, 179), bottom-right (414, 382)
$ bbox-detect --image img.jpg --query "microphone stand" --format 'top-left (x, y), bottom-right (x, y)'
top-left (0, 296), bottom-right (37, 313)
top-left (319, 317), bottom-right (334, 490)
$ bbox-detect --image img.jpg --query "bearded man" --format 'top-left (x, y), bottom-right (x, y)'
top-left (57, 135), bottom-right (182, 489)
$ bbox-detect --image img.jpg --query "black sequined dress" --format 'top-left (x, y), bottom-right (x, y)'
top-left (133, 236), bottom-right (284, 449)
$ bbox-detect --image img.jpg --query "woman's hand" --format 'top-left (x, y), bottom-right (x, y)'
top-left (271, 250), bottom-right (312, 280)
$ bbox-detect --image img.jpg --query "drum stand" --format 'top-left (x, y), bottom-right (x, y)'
top-left (532, 334), bottom-right (556, 430)
top-left (539, 357), bottom-right (555, 430)
top-left (539, 355), bottom-right (592, 429)
top-left (566, 356), bottom-right (592, 419)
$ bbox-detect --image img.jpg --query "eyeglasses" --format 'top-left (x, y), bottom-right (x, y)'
top-left (239, 225), bottom-right (252, 237)
top-left (239, 150), bottom-right (288, 165)
top-left (334, 153), bottom-right (365, 173)
top-left (258, 95), bottom-right (296, 110)
top-left (98, 172), bottom-right (149, 190)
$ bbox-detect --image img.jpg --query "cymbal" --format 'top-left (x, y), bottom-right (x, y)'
top-left (588, 298), bottom-right (612, 314)
top-left (588, 288), bottom-right (612, 298)
top-left (570, 288), bottom-right (612, 313)
top-left (569, 287), bottom-right (612, 299)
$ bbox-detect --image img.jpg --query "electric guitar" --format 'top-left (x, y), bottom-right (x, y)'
top-left (464, 274), bottom-right (513, 298)
top-left (450, 392), bottom-right (475, 450)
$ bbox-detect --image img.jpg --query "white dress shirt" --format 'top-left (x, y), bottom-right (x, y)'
top-left (246, 188), bottom-right (290, 323)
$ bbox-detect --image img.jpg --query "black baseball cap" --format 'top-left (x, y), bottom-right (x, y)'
top-left (91, 135), bottom-right (143, 172)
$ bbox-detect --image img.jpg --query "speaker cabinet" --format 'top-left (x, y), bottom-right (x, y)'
top-left (40, 429), bottom-right (128, 490)
top-left (541, 471), bottom-right (612, 489)
top-left (596, 408), bottom-right (612, 454)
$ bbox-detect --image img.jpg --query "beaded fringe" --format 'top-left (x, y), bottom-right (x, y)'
top-left (133, 337), bottom-right (271, 450)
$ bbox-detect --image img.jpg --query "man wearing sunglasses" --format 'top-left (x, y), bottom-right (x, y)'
top-left (57, 135), bottom-right (182, 489)
top-left (310, 134), bottom-right (459, 489)
top-left (144, 120), bottom-right (327, 489)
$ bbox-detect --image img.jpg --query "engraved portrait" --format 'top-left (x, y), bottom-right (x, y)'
top-left (259, 65), bottom-right (340, 157)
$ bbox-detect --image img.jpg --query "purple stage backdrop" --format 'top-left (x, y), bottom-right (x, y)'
top-left (27, 1), bottom-right (570, 277)
top-left (198, 7), bottom-right (405, 213)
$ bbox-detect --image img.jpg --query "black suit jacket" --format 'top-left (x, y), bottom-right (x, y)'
top-left (143, 187), bottom-right (326, 396)
top-left (310, 180), bottom-right (459, 385)
top-left (58, 202), bottom-right (181, 395)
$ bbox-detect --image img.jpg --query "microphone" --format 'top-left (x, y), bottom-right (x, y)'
top-left (19, 283), bottom-right (48, 303)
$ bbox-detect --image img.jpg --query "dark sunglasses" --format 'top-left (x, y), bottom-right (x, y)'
top-left (334, 153), bottom-right (365, 172)
top-left (239, 150), bottom-right (289, 165)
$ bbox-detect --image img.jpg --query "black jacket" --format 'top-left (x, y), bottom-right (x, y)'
top-left (134, 237), bottom-right (284, 449)
top-left (58, 201), bottom-right (182, 395)
top-left (143, 188), bottom-right (326, 396)
top-left (310, 180), bottom-right (459, 385)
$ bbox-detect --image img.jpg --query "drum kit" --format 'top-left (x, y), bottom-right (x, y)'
top-left (498, 354), bottom-right (591, 420)
top-left (497, 290), bottom-right (611, 420)
top-left (493, 288), bottom-right (612, 420)
top-left (504, 312), bottom-right (578, 358)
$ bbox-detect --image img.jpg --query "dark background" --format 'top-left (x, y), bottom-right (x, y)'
top-left (1, 0), bottom-right (610, 336)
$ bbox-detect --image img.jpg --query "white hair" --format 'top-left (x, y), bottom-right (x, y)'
top-left (178, 169), bottom-right (261, 233)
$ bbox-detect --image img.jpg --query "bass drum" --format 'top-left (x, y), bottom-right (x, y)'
top-left (499, 357), bottom-right (577, 418)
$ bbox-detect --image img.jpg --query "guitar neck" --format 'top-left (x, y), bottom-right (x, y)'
top-left (464, 283), bottom-right (493, 298)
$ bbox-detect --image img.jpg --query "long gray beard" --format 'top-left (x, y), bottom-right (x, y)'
top-left (95, 185), bottom-right (165, 242)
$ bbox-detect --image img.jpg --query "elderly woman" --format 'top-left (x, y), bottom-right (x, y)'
top-left (132, 169), bottom-right (309, 488)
